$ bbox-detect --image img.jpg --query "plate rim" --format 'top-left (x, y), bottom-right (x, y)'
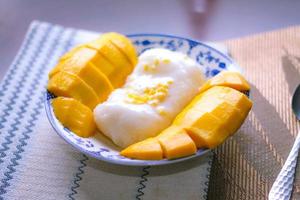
top-left (45, 33), bottom-right (240, 166)
top-left (127, 33), bottom-right (233, 63)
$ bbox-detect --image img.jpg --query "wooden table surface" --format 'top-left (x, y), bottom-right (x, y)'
top-left (0, 0), bottom-right (299, 80)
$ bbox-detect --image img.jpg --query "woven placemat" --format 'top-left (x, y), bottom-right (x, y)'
top-left (207, 26), bottom-right (300, 200)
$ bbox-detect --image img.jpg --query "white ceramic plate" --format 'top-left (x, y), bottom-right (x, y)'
top-left (45, 34), bottom-right (241, 166)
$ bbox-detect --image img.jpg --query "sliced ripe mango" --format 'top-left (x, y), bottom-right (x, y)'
top-left (67, 47), bottom-right (116, 79)
top-left (157, 126), bottom-right (197, 159)
top-left (183, 112), bottom-right (230, 148)
top-left (102, 32), bottom-right (138, 66)
top-left (49, 47), bottom-right (90, 78)
top-left (192, 87), bottom-right (252, 133)
top-left (48, 46), bottom-right (86, 77)
top-left (47, 71), bottom-right (100, 109)
top-left (50, 54), bottom-right (113, 101)
top-left (185, 125), bottom-right (228, 149)
top-left (174, 104), bottom-right (230, 149)
top-left (59, 45), bottom-right (86, 62)
top-left (185, 97), bottom-right (244, 135)
top-left (208, 101), bottom-right (244, 134)
top-left (86, 35), bottom-right (134, 87)
top-left (51, 96), bottom-right (73, 124)
top-left (174, 86), bottom-right (252, 148)
top-left (200, 86), bottom-right (252, 118)
top-left (120, 138), bottom-right (163, 160)
top-left (173, 95), bottom-right (222, 126)
top-left (50, 47), bottom-right (107, 78)
top-left (50, 33), bottom-right (137, 90)
top-left (218, 88), bottom-right (252, 118)
top-left (52, 97), bottom-right (96, 137)
top-left (199, 71), bottom-right (250, 93)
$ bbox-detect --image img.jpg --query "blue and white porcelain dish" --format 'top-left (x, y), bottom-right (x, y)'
top-left (45, 33), bottom-right (241, 166)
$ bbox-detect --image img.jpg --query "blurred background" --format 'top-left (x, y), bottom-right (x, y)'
top-left (0, 0), bottom-right (300, 80)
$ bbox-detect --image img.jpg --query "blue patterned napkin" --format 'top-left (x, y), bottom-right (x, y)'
top-left (0, 21), bottom-right (213, 200)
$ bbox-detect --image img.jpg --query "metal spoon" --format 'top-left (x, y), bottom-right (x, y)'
top-left (269, 84), bottom-right (300, 200)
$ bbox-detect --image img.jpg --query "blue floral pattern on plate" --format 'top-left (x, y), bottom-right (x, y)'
top-left (45, 34), bottom-right (241, 166)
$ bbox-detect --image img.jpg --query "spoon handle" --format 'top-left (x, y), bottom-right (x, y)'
top-left (269, 130), bottom-right (300, 200)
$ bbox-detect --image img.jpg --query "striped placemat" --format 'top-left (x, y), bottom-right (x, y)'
top-left (0, 21), bottom-right (212, 200)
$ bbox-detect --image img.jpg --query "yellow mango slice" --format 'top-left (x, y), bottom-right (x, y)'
top-left (173, 90), bottom-right (227, 126)
top-left (183, 112), bottom-right (230, 148)
top-left (47, 71), bottom-right (100, 109)
top-left (200, 86), bottom-right (252, 118)
top-left (51, 96), bottom-right (73, 124)
top-left (50, 33), bottom-right (137, 90)
top-left (120, 138), bottom-right (163, 160)
top-left (194, 87), bottom-right (252, 132)
top-left (183, 97), bottom-right (244, 135)
top-left (49, 65), bottom-right (62, 78)
top-left (86, 35), bottom-right (134, 87)
top-left (157, 126), bottom-right (197, 159)
top-left (49, 47), bottom-right (107, 78)
top-left (48, 47), bottom-right (89, 78)
top-left (219, 88), bottom-right (252, 118)
top-left (50, 52), bottom-right (113, 101)
top-left (172, 93), bottom-right (205, 124)
top-left (208, 101), bottom-right (244, 134)
top-left (59, 45), bottom-right (86, 62)
top-left (48, 46), bottom-right (86, 77)
top-left (61, 62), bottom-right (113, 101)
top-left (68, 47), bottom-right (117, 80)
top-left (103, 32), bottom-right (138, 66)
top-left (52, 97), bottom-right (96, 137)
top-left (199, 71), bottom-right (250, 93)
top-left (174, 102), bottom-right (230, 149)
top-left (50, 47), bottom-right (119, 84)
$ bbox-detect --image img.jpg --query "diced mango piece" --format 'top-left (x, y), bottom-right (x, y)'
top-left (102, 32), bottom-right (138, 67)
top-left (157, 126), bottom-right (197, 159)
top-left (87, 34), bottom-right (134, 87)
top-left (52, 97), bottom-right (96, 137)
top-left (199, 71), bottom-right (250, 92)
top-left (120, 138), bottom-right (163, 160)
top-left (47, 71), bottom-right (100, 109)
